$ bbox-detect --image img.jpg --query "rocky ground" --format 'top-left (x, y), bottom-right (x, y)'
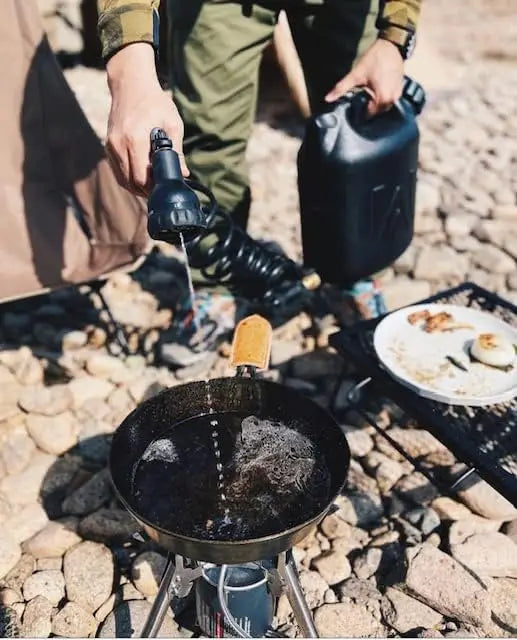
top-left (1, 0), bottom-right (516, 638)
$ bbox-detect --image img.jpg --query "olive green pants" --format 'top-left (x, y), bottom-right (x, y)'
top-left (167, 0), bottom-right (379, 229)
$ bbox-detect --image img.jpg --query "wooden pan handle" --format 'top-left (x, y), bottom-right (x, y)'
top-left (230, 315), bottom-right (272, 371)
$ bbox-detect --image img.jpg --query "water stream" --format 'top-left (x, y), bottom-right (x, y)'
top-left (179, 232), bottom-right (200, 332)
top-left (205, 379), bottom-right (230, 522)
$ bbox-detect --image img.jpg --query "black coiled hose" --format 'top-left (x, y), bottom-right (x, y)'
top-left (184, 181), bottom-right (308, 308)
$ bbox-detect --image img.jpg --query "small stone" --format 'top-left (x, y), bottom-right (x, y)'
top-left (448, 515), bottom-right (502, 546)
top-left (431, 497), bottom-right (473, 521)
top-left (420, 508), bottom-right (441, 535)
top-left (52, 601), bottom-right (98, 637)
top-left (79, 508), bottom-right (138, 543)
top-left (473, 219), bottom-right (515, 245)
top-left (353, 548), bottom-right (382, 580)
top-left (61, 330), bottom-right (88, 351)
top-left (99, 600), bottom-right (180, 638)
top-left (492, 204), bottom-right (517, 220)
top-left (333, 491), bottom-right (383, 528)
top-left (344, 429), bottom-right (374, 458)
top-left (25, 412), bottom-right (78, 455)
top-left (458, 477), bottom-right (517, 520)
top-left (487, 577), bottom-right (517, 634)
top-left (394, 472), bottom-right (438, 504)
top-left (270, 340), bottom-right (303, 367)
top-left (472, 244), bottom-right (515, 274)
top-left (323, 588), bottom-right (338, 604)
top-left (0, 451), bottom-right (55, 506)
top-left (320, 514), bottom-right (352, 540)
top-left (298, 571), bottom-right (329, 609)
top-left (86, 326), bottom-right (107, 348)
top-left (405, 544), bottom-right (490, 627)
top-left (68, 376), bottom-right (115, 407)
top-left (108, 387), bottom-right (134, 412)
top-left (36, 558), bottom-right (62, 572)
top-left (12, 351), bottom-right (44, 386)
top-left (371, 530), bottom-right (400, 546)
top-left (22, 596), bottom-right (53, 638)
top-left (64, 541), bottom-right (114, 612)
top-left (0, 588), bottom-right (23, 607)
top-left (383, 428), bottom-right (446, 458)
top-left (23, 570), bottom-right (65, 606)
top-left (6, 503), bottom-right (49, 545)
top-left (131, 552), bottom-right (168, 597)
top-left (312, 551), bottom-right (351, 586)
top-left (451, 532), bottom-right (517, 578)
top-left (23, 517), bottom-right (81, 558)
top-left (95, 593), bottom-right (118, 623)
top-left (337, 577), bottom-right (382, 605)
top-left (314, 602), bottom-right (384, 637)
top-left (62, 469), bottom-right (112, 516)
top-left (0, 532), bottom-right (22, 580)
top-left (414, 246), bottom-right (468, 282)
top-left (393, 245), bottom-right (418, 274)
top-left (376, 459), bottom-right (405, 493)
top-left (2, 554), bottom-right (35, 592)
top-left (445, 214), bottom-right (477, 237)
top-left (0, 423), bottom-right (36, 475)
top-left (347, 460), bottom-right (380, 495)
top-left (79, 398), bottom-right (111, 422)
top-left (416, 181), bottom-right (441, 215)
top-left (383, 279), bottom-right (432, 311)
top-left (86, 353), bottom-right (126, 380)
top-left (503, 234), bottom-right (517, 260)
top-left (381, 587), bottom-right (443, 634)
top-left (18, 385), bottom-right (73, 416)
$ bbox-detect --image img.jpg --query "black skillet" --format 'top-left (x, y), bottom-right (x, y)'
top-left (110, 315), bottom-right (350, 564)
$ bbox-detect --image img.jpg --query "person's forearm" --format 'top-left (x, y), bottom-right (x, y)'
top-left (97, 0), bottom-right (160, 62)
top-left (377, 0), bottom-right (421, 44)
top-left (106, 42), bottom-right (159, 95)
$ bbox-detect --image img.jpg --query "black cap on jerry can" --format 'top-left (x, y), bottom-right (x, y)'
top-left (147, 128), bottom-right (208, 245)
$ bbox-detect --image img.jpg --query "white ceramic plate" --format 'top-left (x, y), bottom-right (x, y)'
top-left (373, 304), bottom-right (517, 406)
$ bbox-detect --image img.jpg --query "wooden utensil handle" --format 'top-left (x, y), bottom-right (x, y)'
top-left (230, 315), bottom-right (272, 371)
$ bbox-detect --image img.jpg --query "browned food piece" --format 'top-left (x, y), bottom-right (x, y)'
top-left (424, 312), bottom-right (453, 333)
top-left (407, 309), bottom-right (431, 325)
top-left (423, 312), bottom-right (474, 333)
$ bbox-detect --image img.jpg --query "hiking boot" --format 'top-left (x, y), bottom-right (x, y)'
top-left (322, 278), bottom-right (388, 326)
top-left (160, 289), bottom-right (249, 369)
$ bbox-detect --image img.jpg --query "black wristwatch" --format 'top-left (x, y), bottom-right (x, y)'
top-left (379, 26), bottom-right (416, 61)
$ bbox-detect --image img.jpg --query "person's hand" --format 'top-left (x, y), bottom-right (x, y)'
top-left (105, 43), bottom-right (188, 196)
top-left (325, 39), bottom-right (404, 117)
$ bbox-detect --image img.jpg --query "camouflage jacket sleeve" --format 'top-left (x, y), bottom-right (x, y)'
top-left (97, 0), bottom-right (160, 61)
top-left (378, 0), bottom-right (421, 47)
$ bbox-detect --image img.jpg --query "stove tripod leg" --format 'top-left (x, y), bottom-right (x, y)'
top-left (278, 552), bottom-right (318, 638)
top-left (141, 555), bottom-right (176, 638)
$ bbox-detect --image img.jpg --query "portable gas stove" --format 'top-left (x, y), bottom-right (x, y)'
top-left (111, 316), bottom-right (350, 638)
top-left (140, 550), bottom-right (317, 638)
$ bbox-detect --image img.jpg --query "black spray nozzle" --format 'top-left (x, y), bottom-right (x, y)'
top-left (147, 128), bottom-right (208, 245)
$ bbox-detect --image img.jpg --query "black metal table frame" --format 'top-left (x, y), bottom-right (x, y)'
top-left (329, 282), bottom-right (517, 507)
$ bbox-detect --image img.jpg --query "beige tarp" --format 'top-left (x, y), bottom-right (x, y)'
top-left (0, 0), bottom-right (149, 303)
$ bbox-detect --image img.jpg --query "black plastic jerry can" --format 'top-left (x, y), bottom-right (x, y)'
top-left (298, 76), bottom-right (426, 286)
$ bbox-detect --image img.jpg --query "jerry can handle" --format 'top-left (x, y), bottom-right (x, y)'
top-left (346, 88), bottom-right (373, 128)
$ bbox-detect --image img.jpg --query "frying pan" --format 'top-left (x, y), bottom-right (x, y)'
top-left (110, 316), bottom-right (350, 564)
